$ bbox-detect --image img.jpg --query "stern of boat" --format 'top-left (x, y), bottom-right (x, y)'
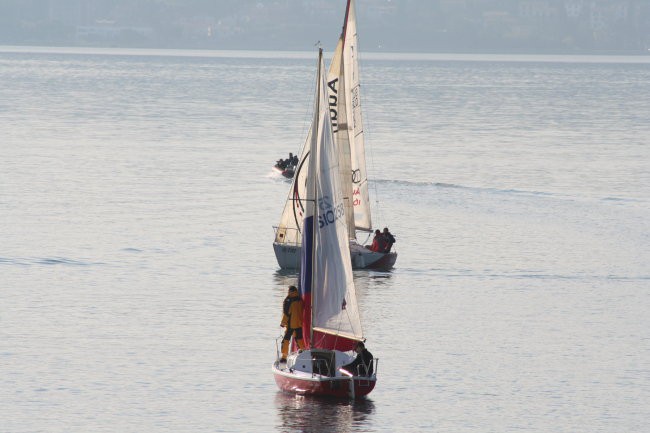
top-left (349, 241), bottom-right (397, 270)
top-left (272, 349), bottom-right (377, 399)
top-left (272, 241), bottom-right (301, 269)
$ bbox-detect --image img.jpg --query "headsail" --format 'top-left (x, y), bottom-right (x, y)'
top-left (300, 49), bottom-right (363, 352)
top-left (274, 128), bottom-right (311, 247)
top-left (272, 0), bottom-right (394, 271)
top-left (275, 34), bottom-right (358, 245)
top-left (275, 0), bottom-right (371, 245)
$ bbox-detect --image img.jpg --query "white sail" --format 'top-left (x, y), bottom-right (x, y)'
top-left (276, 0), bottom-right (371, 245)
top-left (274, 127), bottom-right (311, 247)
top-left (327, 36), bottom-right (356, 241)
top-left (304, 50), bottom-right (363, 346)
top-left (342, 0), bottom-right (372, 232)
top-left (275, 36), bottom-right (355, 246)
top-left (273, 0), bottom-right (397, 271)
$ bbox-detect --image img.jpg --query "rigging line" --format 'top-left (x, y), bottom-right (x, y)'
top-left (327, 292), bottom-right (358, 351)
top-left (355, 32), bottom-right (385, 229)
top-left (341, 292), bottom-right (362, 340)
top-left (360, 231), bottom-right (372, 246)
top-left (299, 54), bottom-right (320, 154)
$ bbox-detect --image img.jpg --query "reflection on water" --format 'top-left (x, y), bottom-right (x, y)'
top-left (274, 392), bottom-right (375, 433)
top-left (274, 269), bottom-right (394, 288)
top-left (273, 269), bottom-right (300, 286)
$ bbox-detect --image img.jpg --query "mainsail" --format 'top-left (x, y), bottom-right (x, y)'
top-left (341, 0), bottom-right (372, 232)
top-left (300, 49), bottom-right (363, 352)
top-left (274, 0), bottom-right (371, 249)
top-left (327, 36), bottom-right (356, 240)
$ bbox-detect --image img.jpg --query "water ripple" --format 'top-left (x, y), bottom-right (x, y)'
top-left (0, 256), bottom-right (104, 267)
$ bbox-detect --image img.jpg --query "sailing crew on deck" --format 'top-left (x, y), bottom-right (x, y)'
top-left (340, 341), bottom-right (374, 377)
top-left (280, 285), bottom-right (305, 363)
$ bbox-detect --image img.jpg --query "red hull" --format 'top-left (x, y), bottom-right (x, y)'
top-left (273, 364), bottom-right (376, 399)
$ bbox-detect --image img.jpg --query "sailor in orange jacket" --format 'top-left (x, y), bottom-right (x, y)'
top-left (280, 285), bottom-right (305, 362)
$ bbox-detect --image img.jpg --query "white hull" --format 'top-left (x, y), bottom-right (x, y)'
top-left (273, 242), bottom-right (301, 269)
top-left (273, 240), bottom-right (396, 270)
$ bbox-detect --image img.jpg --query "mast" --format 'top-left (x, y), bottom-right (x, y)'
top-left (342, 0), bottom-right (351, 42)
top-left (309, 47), bottom-right (323, 347)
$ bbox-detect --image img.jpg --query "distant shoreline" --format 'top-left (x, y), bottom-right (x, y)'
top-left (2, 45), bottom-right (650, 64)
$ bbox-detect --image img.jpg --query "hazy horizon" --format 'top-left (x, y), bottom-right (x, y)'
top-left (1, 0), bottom-right (649, 55)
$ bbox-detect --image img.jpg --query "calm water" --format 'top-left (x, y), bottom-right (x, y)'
top-left (1, 47), bottom-right (649, 433)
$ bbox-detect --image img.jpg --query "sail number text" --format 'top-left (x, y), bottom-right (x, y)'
top-left (318, 196), bottom-right (345, 229)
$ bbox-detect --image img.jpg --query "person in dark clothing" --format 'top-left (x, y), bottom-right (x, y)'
top-left (340, 342), bottom-right (374, 377)
top-left (382, 227), bottom-right (396, 253)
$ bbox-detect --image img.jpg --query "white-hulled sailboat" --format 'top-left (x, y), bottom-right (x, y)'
top-left (272, 0), bottom-right (397, 271)
top-left (272, 48), bottom-right (377, 399)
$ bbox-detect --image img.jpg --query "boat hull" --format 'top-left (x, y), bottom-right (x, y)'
top-left (272, 362), bottom-right (376, 398)
top-left (273, 242), bottom-right (396, 270)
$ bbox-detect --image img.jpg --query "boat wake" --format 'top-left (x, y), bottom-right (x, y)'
top-left (397, 266), bottom-right (650, 282)
top-left (370, 178), bottom-right (644, 204)
top-left (372, 178), bottom-right (561, 197)
top-left (267, 170), bottom-right (292, 182)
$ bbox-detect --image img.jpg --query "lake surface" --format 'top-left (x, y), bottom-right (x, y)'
top-left (1, 47), bottom-right (649, 433)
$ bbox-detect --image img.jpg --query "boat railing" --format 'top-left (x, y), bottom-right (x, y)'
top-left (272, 226), bottom-right (302, 246)
top-left (274, 335), bottom-right (284, 362)
top-left (353, 357), bottom-right (377, 378)
top-left (355, 358), bottom-right (378, 388)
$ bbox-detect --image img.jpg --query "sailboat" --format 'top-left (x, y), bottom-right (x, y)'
top-left (272, 0), bottom-right (397, 271)
top-left (272, 48), bottom-right (377, 399)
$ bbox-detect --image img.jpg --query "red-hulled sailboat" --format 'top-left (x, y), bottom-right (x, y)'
top-left (271, 48), bottom-right (377, 399)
